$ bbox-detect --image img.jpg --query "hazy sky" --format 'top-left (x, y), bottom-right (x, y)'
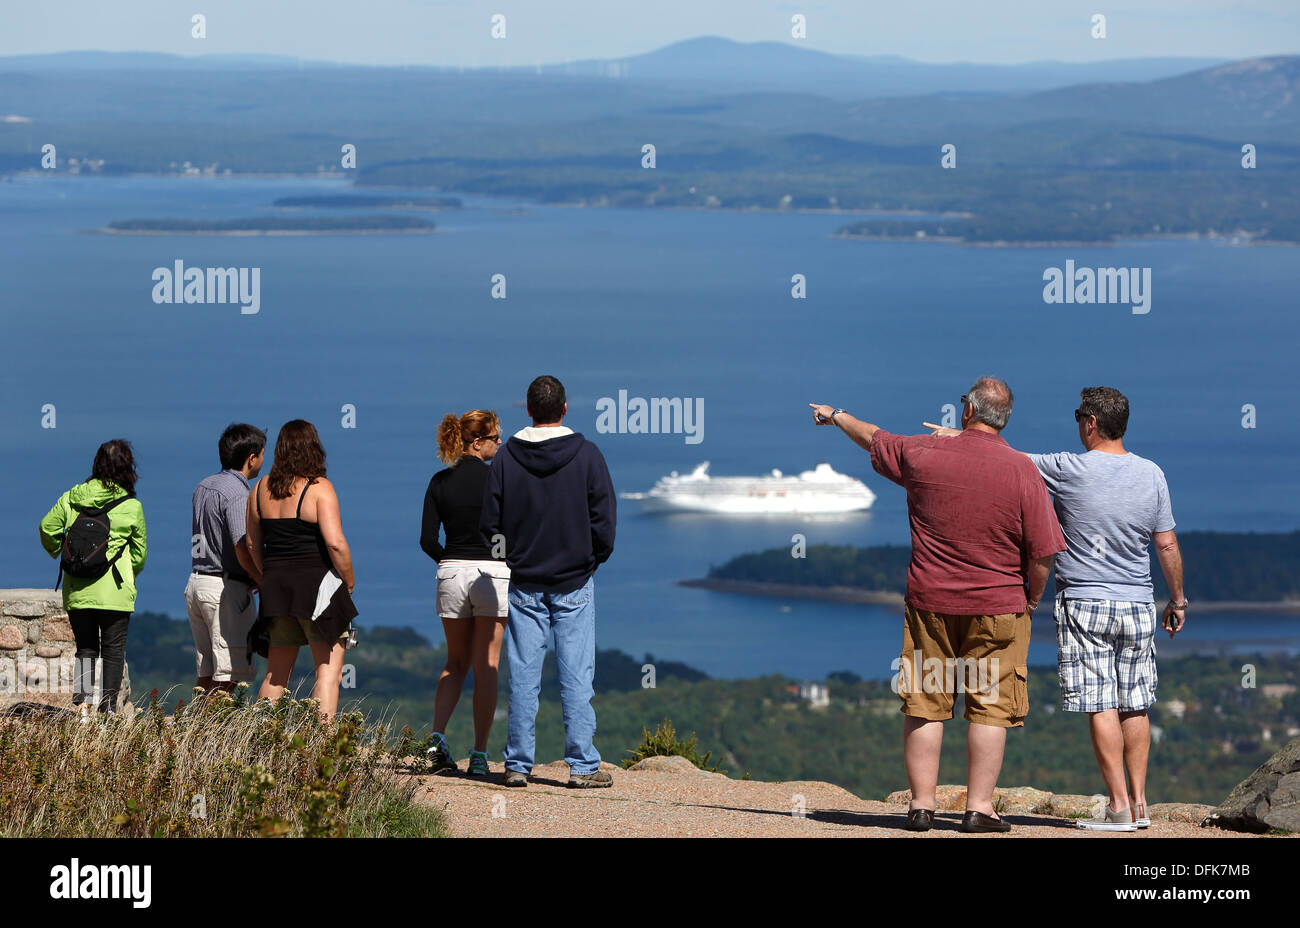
top-left (3, 0), bottom-right (1298, 66)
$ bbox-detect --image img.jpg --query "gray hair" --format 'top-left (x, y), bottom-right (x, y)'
top-left (964, 377), bottom-right (1014, 430)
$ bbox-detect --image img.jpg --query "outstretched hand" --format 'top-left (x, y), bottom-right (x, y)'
top-left (922, 422), bottom-right (961, 438)
top-left (809, 403), bottom-right (837, 425)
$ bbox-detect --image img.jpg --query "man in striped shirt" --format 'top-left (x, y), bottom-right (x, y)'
top-left (185, 424), bottom-right (265, 693)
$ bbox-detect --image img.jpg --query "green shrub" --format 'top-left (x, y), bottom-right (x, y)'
top-left (622, 718), bottom-right (724, 773)
top-left (0, 687), bottom-right (448, 838)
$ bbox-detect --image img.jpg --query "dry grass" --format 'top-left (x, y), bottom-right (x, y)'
top-left (0, 686), bottom-right (449, 838)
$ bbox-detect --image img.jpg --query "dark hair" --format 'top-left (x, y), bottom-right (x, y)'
top-left (526, 375), bottom-right (566, 424)
top-left (266, 420), bottom-right (327, 499)
top-left (964, 376), bottom-right (1014, 431)
top-left (219, 423), bottom-right (267, 471)
top-left (89, 439), bottom-right (137, 495)
top-left (1079, 386), bottom-right (1129, 440)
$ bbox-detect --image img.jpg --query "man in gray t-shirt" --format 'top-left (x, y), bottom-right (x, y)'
top-left (1026, 447), bottom-right (1175, 602)
top-left (1028, 387), bottom-right (1186, 832)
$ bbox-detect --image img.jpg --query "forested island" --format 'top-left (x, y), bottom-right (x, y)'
top-left (102, 214), bottom-right (436, 234)
top-left (693, 531), bottom-right (1300, 606)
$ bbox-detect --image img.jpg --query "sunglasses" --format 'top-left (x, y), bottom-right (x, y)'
top-left (1074, 409), bottom-right (1093, 423)
top-left (475, 434), bottom-right (502, 443)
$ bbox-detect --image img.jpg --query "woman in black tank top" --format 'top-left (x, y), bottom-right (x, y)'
top-left (245, 420), bottom-right (357, 720)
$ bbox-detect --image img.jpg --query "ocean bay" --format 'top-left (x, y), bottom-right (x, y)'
top-left (2, 174), bottom-right (1298, 679)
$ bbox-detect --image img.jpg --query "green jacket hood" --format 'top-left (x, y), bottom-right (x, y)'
top-left (69, 479), bottom-right (132, 508)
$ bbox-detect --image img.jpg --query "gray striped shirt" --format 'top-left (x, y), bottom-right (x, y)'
top-left (191, 469), bottom-right (252, 581)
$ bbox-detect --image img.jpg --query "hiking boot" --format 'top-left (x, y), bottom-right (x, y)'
top-left (425, 734), bottom-right (458, 775)
top-left (467, 751), bottom-right (491, 778)
top-left (503, 770), bottom-right (528, 788)
top-left (568, 768), bottom-right (613, 789)
top-left (1077, 804), bottom-right (1138, 832)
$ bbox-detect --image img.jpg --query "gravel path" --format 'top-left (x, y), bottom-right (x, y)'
top-left (411, 761), bottom-right (1254, 838)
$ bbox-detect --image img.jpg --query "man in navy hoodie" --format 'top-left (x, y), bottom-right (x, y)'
top-left (480, 375), bottom-right (617, 788)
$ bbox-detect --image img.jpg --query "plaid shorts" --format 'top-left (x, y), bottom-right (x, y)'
top-left (1055, 595), bottom-right (1158, 713)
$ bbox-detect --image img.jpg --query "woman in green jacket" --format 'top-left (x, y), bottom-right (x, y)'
top-left (39, 440), bottom-right (147, 715)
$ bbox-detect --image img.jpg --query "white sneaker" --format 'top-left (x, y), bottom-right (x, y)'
top-left (1077, 804), bottom-right (1138, 832)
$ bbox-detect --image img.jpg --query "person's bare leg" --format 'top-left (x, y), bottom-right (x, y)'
top-left (259, 646), bottom-right (298, 703)
top-left (1089, 709), bottom-right (1131, 812)
top-left (966, 722), bottom-right (1007, 816)
top-left (469, 615), bottom-right (507, 752)
top-left (1120, 710), bottom-right (1149, 815)
top-left (196, 674), bottom-right (214, 693)
top-left (432, 617), bottom-right (473, 736)
top-left (308, 638), bottom-right (348, 720)
top-left (903, 716), bottom-right (943, 810)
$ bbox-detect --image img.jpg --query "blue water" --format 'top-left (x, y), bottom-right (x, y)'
top-left (2, 175), bottom-right (1298, 678)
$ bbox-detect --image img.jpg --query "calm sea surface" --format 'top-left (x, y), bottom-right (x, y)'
top-left (2, 175), bottom-right (1297, 678)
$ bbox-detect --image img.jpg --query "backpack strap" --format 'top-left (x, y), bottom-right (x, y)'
top-left (296, 478), bottom-right (318, 519)
top-left (53, 488), bottom-right (133, 590)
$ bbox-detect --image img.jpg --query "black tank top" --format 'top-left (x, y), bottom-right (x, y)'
top-left (258, 477), bottom-right (331, 562)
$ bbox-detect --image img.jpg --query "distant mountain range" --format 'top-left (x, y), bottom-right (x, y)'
top-left (524, 37), bottom-right (1228, 99)
top-left (2, 43), bottom-right (1297, 242)
top-left (0, 38), bottom-right (1231, 100)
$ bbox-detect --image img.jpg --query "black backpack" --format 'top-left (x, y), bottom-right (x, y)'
top-left (55, 494), bottom-right (134, 590)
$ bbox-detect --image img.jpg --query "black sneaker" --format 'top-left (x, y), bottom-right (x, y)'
top-left (568, 769), bottom-right (613, 789)
top-left (425, 736), bottom-right (458, 775)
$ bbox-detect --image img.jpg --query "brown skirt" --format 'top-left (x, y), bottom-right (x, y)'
top-left (249, 555), bottom-right (356, 658)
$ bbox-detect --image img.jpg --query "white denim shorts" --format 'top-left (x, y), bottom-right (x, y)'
top-left (436, 559), bottom-right (511, 619)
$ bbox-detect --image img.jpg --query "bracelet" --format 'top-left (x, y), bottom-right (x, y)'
top-left (1168, 599), bottom-right (1189, 610)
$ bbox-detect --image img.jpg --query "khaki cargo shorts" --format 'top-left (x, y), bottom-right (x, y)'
top-left (897, 604), bottom-right (1031, 727)
top-left (184, 572), bottom-right (257, 683)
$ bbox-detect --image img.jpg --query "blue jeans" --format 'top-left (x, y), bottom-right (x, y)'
top-left (504, 576), bottom-right (600, 775)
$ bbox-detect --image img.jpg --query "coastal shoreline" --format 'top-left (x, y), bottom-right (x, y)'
top-left (10, 173), bottom-right (1293, 246)
top-left (679, 578), bottom-right (905, 608)
top-left (681, 577), bottom-right (1300, 614)
top-left (86, 227), bottom-right (440, 236)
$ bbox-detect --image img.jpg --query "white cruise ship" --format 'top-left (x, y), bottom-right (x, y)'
top-left (621, 462), bottom-right (875, 515)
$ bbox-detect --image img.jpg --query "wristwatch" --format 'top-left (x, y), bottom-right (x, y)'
top-left (1168, 599), bottom-right (1189, 610)
top-left (830, 408), bottom-right (847, 422)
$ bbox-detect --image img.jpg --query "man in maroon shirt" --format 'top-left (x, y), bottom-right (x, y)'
top-left (811, 377), bottom-right (1064, 833)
